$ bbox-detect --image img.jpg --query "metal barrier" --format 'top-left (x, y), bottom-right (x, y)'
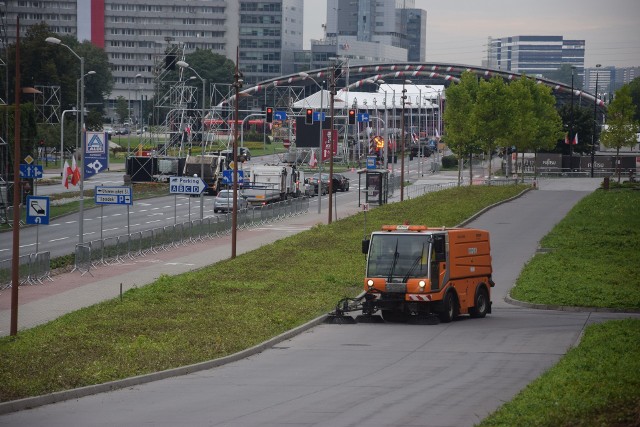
top-left (32, 252), bottom-right (53, 284)
top-left (73, 244), bottom-right (92, 276)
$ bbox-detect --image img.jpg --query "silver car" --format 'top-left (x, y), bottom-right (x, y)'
top-left (213, 190), bottom-right (248, 213)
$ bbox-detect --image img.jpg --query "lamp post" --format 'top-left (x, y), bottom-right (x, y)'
top-left (299, 72), bottom-right (324, 215)
top-left (591, 64), bottom-right (601, 178)
top-left (231, 52), bottom-right (243, 258)
top-left (400, 79), bottom-right (411, 201)
top-left (76, 70), bottom-right (95, 151)
top-left (46, 36), bottom-right (87, 244)
top-left (569, 65), bottom-right (576, 171)
top-left (177, 61), bottom-right (207, 219)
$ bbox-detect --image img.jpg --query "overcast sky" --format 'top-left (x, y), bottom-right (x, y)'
top-left (303, 0), bottom-right (640, 68)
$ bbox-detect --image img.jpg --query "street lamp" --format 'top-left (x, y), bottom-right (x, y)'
top-left (76, 70), bottom-right (95, 151)
top-left (231, 53), bottom-right (243, 258)
top-left (591, 64), bottom-right (601, 178)
top-left (400, 79), bottom-right (411, 201)
top-left (177, 61), bottom-right (207, 219)
top-left (46, 36), bottom-right (87, 244)
top-left (366, 79), bottom-right (389, 169)
top-left (299, 71), bottom-right (324, 215)
top-left (569, 65), bottom-right (576, 171)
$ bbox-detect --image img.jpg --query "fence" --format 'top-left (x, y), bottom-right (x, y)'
top-left (0, 252), bottom-right (53, 290)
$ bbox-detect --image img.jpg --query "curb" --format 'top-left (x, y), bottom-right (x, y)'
top-left (0, 314), bottom-right (328, 415)
top-left (504, 294), bottom-right (640, 314)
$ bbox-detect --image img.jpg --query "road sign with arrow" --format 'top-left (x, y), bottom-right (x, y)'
top-left (26, 195), bottom-right (50, 225)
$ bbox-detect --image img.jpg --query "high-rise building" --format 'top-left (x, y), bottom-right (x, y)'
top-left (313, 0), bottom-right (426, 67)
top-left (487, 35), bottom-right (585, 77)
top-left (584, 66), bottom-right (614, 98)
top-left (3, 0), bottom-right (302, 114)
top-left (239, 0), bottom-right (303, 86)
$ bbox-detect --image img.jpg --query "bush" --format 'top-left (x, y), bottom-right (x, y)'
top-left (442, 155), bottom-right (458, 169)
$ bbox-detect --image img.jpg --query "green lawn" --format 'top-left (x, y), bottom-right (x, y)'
top-left (0, 185), bottom-right (527, 402)
top-left (479, 187), bottom-right (640, 427)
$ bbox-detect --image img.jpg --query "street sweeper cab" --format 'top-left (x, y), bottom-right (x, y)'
top-left (358, 225), bottom-right (494, 323)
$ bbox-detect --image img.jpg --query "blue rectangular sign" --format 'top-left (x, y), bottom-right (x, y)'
top-left (26, 195), bottom-right (50, 225)
top-left (358, 113), bottom-right (370, 123)
top-left (274, 111), bottom-right (287, 121)
top-left (19, 164), bottom-right (44, 179)
top-left (84, 131), bottom-right (109, 178)
top-left (222, 170), bottom-right (245, 185)
top-left (366, 156), bottom-right (377, 170)
top-left (95, 186), bottom-right (133, 205)
top-left (313, 112), bottom-right (326, 122)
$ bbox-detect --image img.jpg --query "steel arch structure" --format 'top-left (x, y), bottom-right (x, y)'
top-left (229, 62), bottom-right (605, 111)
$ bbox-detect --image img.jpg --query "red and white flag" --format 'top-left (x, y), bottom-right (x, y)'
top-left (71, 155), bottom-right (81, 186)
top-left (62, 160), bottom-right (71, 188)
top-left (572, 133), bottom-right (578, 145)
top-left (564, 133), bottom-right (569, 145)
top-left (309, 149), bottom-right (318, 168)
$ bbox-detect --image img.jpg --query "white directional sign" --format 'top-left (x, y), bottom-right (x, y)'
top-left (95, 186), bottom-right (133, 205)
top-left (169, 176), bottom-right (206, 195)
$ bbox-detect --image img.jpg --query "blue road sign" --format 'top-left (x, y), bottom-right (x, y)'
top-left (19, 164), bottom-right (44, 179)
top-left (357, 113), bottom-right (370, 123)
top-left (313, 112), bottom-right (326, 122)
top-left (84, 131), bottom-right (109, 178)
top-left (26, 195), bottom-right (50, 225)
top-left (95, 186), bottom-right (133, 205)
top-left (274, 111), bottom-right (287, 121)
top-left (366, 156), bottom-right (377, 170)
top-left (169, 176), bottom-right (207, 195)
top-left (222, 170), bottom-right (245, 185)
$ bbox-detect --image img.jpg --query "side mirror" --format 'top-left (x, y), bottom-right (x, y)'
top-left (361, 239), bottom-right (370, 254)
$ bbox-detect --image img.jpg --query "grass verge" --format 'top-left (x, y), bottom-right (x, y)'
top-left (510, 189), bottom-right (640, 310)
top-left (478, 187), bottom-right (640, 426)
top-left (0, 184), bottom-right (526, 402)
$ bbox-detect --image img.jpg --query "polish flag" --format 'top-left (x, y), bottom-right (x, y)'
top-left (435, 128), bottom-right (440, 141)
top-left (71, 156), bottom-right (81, 186)
top-left (62, 160), bottom-right (71, 188)
top-left (572, 133), bottom-right (578, 145)
top-left (309, 149), bottom-right (318, 168)
top-left (564, 133), bottom-right (570, 145)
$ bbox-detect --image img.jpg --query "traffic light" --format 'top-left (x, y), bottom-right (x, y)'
top-left (305, 108), bottom-right (314, 125)
top-left (266, 107), bottom-right (273, 123)
top-left (348, 109), bottom-right (356, 125)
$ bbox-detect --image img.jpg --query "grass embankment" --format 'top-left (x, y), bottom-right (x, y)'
top-left (511, 189), bottom-right (640, 310)
top-left (0, 184), bottom-right (526, 402)
top-left (479, 188), bottom-right (640, 427)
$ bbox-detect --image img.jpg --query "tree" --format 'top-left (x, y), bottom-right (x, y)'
top-left (443, 72), bottom-right (479, 185)
top-left (557, 103), bottom-right (594, 155)
top-left (600, 85), bottom-right (639, 182)
top-left (628, 77), bottom-right (640, 122)
top-left (115, 97), bottom-right (129, 125)
top-left (7, 23), bottom-right (113, 112)
top-left (474, 76), bottom-right (510, 177)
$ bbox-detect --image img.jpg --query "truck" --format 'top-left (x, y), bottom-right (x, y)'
top-left (183, 154), bottom-right (227, 195)
top-left (242, 165), bottom-right (304, 205)
top-left (359, 224), bottom-right (494, 323)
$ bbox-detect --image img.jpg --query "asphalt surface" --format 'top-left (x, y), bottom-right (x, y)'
top-left (2, 175), bottom-right (637, 427)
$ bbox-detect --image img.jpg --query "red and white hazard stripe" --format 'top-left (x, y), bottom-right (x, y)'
top-left (408, 294), bottom-right (432, 301)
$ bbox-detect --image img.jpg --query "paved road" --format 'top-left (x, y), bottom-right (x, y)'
top-left (3, 177), bottom-right (636, 427)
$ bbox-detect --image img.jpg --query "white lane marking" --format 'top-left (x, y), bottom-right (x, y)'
top-left (50, 237), bottom-right (69, 242)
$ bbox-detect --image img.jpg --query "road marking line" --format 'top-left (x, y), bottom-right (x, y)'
top-left (50, 237), bottom-right (69, 242)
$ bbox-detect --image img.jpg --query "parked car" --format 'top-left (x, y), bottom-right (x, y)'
top-left (213, 190), bottom-right (248, 213)
top-left (332, 173), bottom-right (350, 192)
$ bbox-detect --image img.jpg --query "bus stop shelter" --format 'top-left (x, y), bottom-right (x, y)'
top-left (357, 169), bottom-right (389, 206)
